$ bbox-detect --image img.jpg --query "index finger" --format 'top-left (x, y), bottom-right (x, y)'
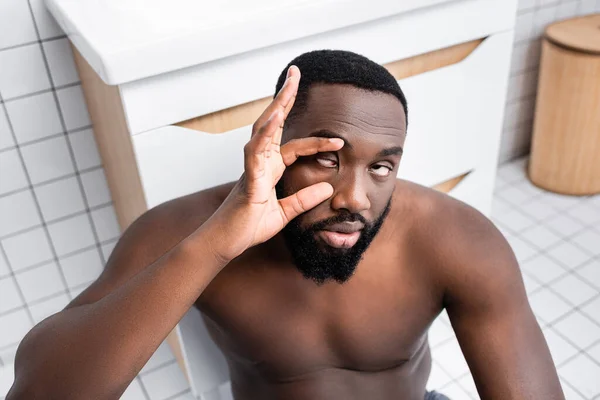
top-left (252, 66), bottom-right (300, 136)
top-left (281, 137), bottom-right (345, 166)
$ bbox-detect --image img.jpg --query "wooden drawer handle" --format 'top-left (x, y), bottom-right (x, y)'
top-left (432, 170), bottom-right (472, 193)
top-left (176, 38), bottom-right (485, 134)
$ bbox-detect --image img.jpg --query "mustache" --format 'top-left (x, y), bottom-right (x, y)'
top-left (308, 212), bottom-right (368, 232)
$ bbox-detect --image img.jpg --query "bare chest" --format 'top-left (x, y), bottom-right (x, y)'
top-left (198, 251), bottom-right (442, 381)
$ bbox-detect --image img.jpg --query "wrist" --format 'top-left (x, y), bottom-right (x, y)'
top-left (196, 212), bottom-right (247, 264)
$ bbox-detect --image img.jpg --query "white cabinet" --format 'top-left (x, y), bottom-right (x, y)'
top-left (46, 0), bottom-right (517, 398)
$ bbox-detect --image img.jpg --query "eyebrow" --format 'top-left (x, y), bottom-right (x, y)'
top-left (377, 146), bottom-right (403, 158)
top-left (308, 129), bottom-right (403, 157)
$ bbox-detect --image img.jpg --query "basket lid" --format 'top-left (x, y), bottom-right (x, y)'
top-left (545, 13), bottom-right (600, 54)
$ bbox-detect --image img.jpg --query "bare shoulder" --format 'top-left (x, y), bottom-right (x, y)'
top-left (392, 179), bottom-right (519, 299)
top-left (67, 182), bottom-right (235, 308)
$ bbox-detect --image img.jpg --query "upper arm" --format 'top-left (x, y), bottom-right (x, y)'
top-left (65, 188), bottom-right (227, 309)
top-left (437, 201), bottom-right (564, 399)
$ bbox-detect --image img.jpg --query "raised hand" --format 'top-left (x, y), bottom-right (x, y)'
top-left (205, 66), bottom-right (344, 262)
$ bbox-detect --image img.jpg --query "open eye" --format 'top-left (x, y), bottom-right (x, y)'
top-left (371, 164), bottom-right (393, 177)
top-left (316, 156), bottom-right (337, 168)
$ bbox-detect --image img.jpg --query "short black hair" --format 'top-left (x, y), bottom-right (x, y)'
top-left (274, 49), bottom-right (408, 129)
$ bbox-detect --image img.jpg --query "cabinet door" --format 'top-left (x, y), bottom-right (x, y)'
top-left (132, 125), bottom-right (250, 208)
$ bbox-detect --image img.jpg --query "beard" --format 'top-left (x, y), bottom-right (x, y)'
top-left (276, 181), bottom-right (391, 285)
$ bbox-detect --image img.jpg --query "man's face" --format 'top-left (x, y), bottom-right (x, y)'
top-left (276, 84), bottom-right (407, 285)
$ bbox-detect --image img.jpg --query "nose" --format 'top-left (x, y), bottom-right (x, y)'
top-left (330, 171), bottom-right (371, 214)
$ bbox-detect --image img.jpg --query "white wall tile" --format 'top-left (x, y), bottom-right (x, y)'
top-left (537, 0), bottom-right (558, 7)
top-left (91, 205), bottom-right (120, 242)
top-left (553, 311), bottom-right (600, 349)
top-left (29, 0), bottom-right (64, 39)
top-left (550, 274), bottom-right (597, 306)
top-left (59, 248), bottom-right (103, 288)
top-left (5, 92), bottom-right (62, 144)
top-left (34, 176), bottom-right (85, 221)
top-left (0, 342), bottom-right (19, 366)
top-left (533, 6), bottom-right (558, 37)
top-left (56, 86), bottom-right (91, 131)
top-left (0, 276), bottom-right (23, 313)
top-left (0, 108), bottom-right (15, 151)
top-left (28, 292), bottom-right (69, 324)
top-left (81, 169), bottom-right (111, 208)
top-left (578, 0), bottom-right (596, 14)
top-left (0, 0), bottom-right (38, 49)
top-left (141, 362), bottom-right (190, 400)
top-left (518, 0), bottom-right (536, 11)
top-left (120, 378), bottom-right (148, 400)
top-left (0, 189), bottom-right (40, 237)
top-left (559, 355), bottom-right (600, 398)
top-left (20, 135), bottom-right (75, 184)
top-left (15, 261), bottom-right (65, 303)
top-left (0, 362), bottom-right (17, 398)
top-left (557, 1), bottom-right (580, 19)
top-left (47, 214), bottom-right (95, 256)
top-left (42, 38), bottom-right (79, 87)
top-left (0, 308), bottom-right (32, 348)
top-left (68, 129), bottom-right (101, 170)
top-left (542, 327), bottom-right (578, 365)
top-left (2, 226), bottom-right (53, 272)
top-left (503, 97), bottom-right (536, 130)
top-left (68, 282), bottom-right (89, 298)
top-left (0, 44), bottom-right (51, 99)
top-left (0, 253), bottom-right (9, 277)
top-left (101, 239), bottom-right (118, 261)
top-left (507, 70), bottom-right (539, 102)
top-left (515, 11), bottom-right (535, 41)
top-left (0, 149), bottom-right (28, 195)
top-left (140, 341), bottom-right (176, 375)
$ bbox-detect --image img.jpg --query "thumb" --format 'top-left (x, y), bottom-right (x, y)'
top-left (278, 182), bottom-right (334, 225)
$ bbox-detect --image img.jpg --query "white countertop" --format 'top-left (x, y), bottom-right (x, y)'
top-left (45, 0), bottom-right (455, 85)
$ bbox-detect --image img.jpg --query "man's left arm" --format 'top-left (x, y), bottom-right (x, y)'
top-left (440, 202), bottom-right (565, 399)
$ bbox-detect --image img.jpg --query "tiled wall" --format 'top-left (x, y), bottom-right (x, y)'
top-left (0, 0), bottom-right (120, 366)
top-left (499, 0), bottom-right (600, 162)
top-left (1, 0), bottom-right (599, 370)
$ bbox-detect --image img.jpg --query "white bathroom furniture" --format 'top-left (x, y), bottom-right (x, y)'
top-left (46, 0), bottom-right (518, 398)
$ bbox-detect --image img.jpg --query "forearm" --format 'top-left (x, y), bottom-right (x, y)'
top-left (9, 223), bottom-right (227, 400)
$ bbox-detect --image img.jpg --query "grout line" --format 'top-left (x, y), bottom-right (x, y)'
top-left (0, 198), bottom-right (113, 237)
top-left (0, 236), bottom-right (117, 279)
top-left (0, 35), bottom-right (67, 53)
top-left (28, 25), bottom-right (110, 269)
top-left (0, 82), bottom-right (82, 104)
top-left (0, 165), bottom-right (104, 202)
top-left (0, 124), bottom-right (94, 156)
top-left (0, 243), bottom-right (35, 324)
top-left (560, 377), bottom-right (589, 400)
top-left (136, 376), bottom-right (152, 400)
top-left (163, 388), bottom-right (193, 400)
top-left (140, 359), bottom-right (178, 377)
top-left (0, 341), bottom-right (20, 353)
top-left (0, 100), bottom-right (61, 321)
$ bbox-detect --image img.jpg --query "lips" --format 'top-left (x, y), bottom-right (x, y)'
top-left (317, 221), bottom-right (364, 249)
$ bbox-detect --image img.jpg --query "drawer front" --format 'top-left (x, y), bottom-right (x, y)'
top-left (121, 0), bottom-right (517, 135)
top-left (133, 125), bottom-right (250, 208)
top-left (133, 31), bottom-right (512, 212)
top-left (397, 31), bottom-right (512, 187)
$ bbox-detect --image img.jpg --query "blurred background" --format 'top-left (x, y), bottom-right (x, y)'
top-left (1, 0), bottom-right (600, 399)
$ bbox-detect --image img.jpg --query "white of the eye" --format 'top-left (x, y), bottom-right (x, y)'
top-left (316, 158), bottom-right (337, 168)
top-left (372, 165), bottom-right (391, 177)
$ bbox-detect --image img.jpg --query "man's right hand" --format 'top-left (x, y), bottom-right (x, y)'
top-left (204, 65), bottom-right (344, 262)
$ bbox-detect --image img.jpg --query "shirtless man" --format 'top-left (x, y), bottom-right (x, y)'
top-left (8, 50), bottom-right (564, 400)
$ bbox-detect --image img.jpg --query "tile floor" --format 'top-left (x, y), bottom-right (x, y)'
top-left (1, 155), bottom-right (599, 399)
